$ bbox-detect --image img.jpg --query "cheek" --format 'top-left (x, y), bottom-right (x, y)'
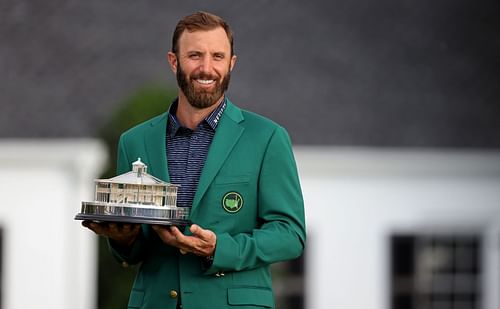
top-left (214, 66), bottom-right (230, 78)
top-left (180, 61), bottom-right (199, 75)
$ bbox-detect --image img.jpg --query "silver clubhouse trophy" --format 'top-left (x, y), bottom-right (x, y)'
top-left (75, 158), bottom-right (190, 225)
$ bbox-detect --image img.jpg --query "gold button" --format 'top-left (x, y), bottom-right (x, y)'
top-left (169, 290), bottom-right (178, 299)
top-left (121, 261), bottom-right (129, 268)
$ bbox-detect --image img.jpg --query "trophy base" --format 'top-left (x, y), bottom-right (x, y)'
top-left (75, 213), bottom-right (189, 226)
top-left (75, 201), bottom-right (191, 226)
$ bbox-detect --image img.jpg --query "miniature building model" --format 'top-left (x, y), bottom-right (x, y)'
top-left (76, 158), bottom-right (189, 225)
top-left (94, 158), bottom-right (178, 207)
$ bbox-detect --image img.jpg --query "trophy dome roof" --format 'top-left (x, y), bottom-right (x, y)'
top-left (96, 158), bottom-right (178, 187)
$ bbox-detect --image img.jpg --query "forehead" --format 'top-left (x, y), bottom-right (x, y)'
top-left (177, 27), bottom-right (231, 53)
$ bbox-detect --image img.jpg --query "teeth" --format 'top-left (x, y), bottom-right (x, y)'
top-left (197, 79), bottom-right (214, 84)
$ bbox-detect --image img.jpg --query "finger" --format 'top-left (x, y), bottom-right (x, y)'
top-left (170, 226), bottom-right (201, 251)
top-left (152, 225), bottom-right (171, 235)
top-left (107, 223), bottom-right (118, 234)
top-left (108, 222), bottom-right (134, 235)
top-left (122, 224), bottom-right (140, 234)
top-left (131, 224), bottom-right (141, 233)
top-left (170, 226), bottom-right (187, 241)
top-left (189, 224), bottom-right (208, 239)
top-left (180, 249), bottom-right (187, 255)
top-left (190, 224), bottom-right (215, 244)
top-left (189, 224), bottom-right (201, 235)
top-left (152, 225), bottom-right (178, 245)
top-left (122, 224), bottom-right (140, 237)
top-left (83, 222), bottom-right (107, 235)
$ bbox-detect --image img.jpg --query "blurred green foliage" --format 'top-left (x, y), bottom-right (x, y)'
top-left (96, 83), bottom-right (176, 309)
top-left (98, 84), bottom-right (177, 178)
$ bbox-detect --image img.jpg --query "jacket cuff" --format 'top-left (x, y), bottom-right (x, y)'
top-left (203, 232), bottom-right (236, 274)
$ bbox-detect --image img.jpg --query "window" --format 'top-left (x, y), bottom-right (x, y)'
top-left (97, 192), bottom-right (110, 203)
top-left (391, 234), bottom-right (481, 309)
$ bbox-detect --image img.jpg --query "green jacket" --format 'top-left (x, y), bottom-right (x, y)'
top-left (110, 99), bottom-right (306, 309)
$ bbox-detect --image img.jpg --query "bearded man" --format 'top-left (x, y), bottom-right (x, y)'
top-left (83, 11), bottom-right (306, 309)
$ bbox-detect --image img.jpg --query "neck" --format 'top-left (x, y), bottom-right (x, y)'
top-left (176, 93), bottom-right (224, 130)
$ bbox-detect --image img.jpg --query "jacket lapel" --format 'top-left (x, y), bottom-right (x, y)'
top-left (191, 101), bottom-right (244, 214)
top-left (144, 113), bottom-right (170, 182)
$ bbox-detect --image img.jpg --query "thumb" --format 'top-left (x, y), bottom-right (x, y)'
top-left (190, 224), bottom-right (209, 238)
top-left (190, 224), bottom-right (215, 242)
top-left (189, 224), bottom-right (201, 235)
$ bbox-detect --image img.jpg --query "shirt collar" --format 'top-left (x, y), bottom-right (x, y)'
top-left (167, 97), bottom-right (227, 135)
top-left (205, 97), bottom-right (227, 130)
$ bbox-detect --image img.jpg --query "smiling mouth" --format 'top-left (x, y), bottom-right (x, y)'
top-left (195, 79), bottom-right (215, 85)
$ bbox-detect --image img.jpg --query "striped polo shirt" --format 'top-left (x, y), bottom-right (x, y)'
top-left (166, 98), bottom-right (227, 208)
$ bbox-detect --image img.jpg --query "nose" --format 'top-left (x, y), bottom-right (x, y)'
top-left (200, 56), bottom-right (212, 74)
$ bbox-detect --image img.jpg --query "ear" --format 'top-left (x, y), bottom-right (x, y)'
top-left (229, 55), bottom-right (237, 72)
top-left (167, 52), bottom-right (178, 73)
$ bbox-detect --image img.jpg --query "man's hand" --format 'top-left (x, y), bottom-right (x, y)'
top-left (152, 224), bottom-right (216, 257)
top-left (82, 221), bottom-right (141, 247)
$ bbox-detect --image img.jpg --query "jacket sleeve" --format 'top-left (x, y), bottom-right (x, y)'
top-left (206, 126), bottom-right (306, 273)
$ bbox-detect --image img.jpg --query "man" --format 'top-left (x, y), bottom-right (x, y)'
top-left (83, 11), bottom-right (306, 309)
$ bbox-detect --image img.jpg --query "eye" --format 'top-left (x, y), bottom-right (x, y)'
top-left (188, 53), bottom-right (201, 60)
top-left (213, 53), bottom-right (225, 60)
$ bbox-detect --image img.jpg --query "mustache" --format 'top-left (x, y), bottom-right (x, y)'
top-left (190, 72), bottom-right (219, 80)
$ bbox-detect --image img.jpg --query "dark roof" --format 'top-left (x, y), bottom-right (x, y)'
top-left (2, 0), bottom-right (500, 147)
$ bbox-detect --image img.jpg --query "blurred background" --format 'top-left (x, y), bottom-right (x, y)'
top-left (1, 1), bottom-right (500, 308)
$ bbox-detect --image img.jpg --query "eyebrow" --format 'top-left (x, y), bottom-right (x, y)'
top-left (185, 50), bottom-right (227, 56)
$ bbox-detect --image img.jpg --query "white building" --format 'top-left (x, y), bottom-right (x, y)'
top-left (297, 147), bottom-right (500, 309)
top-left (1, 141), bottom-right (500, 309)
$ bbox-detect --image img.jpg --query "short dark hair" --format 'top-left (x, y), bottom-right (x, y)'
top-left (171, 11), bottom-right (234, 56)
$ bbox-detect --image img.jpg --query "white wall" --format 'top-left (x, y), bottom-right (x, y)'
top-left (295, 147), bottom-right (500, 309)
top-left (0, 140), bottom-right (107, 309)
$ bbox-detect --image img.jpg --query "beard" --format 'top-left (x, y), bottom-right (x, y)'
top-left (176, 62), bottom-right (231, 109)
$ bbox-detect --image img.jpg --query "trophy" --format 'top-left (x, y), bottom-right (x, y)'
top-left (75, 158), bottom-right (190, 225)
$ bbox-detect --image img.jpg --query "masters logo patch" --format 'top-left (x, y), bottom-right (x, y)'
top-left (222, 192), bottom-right (244, 213)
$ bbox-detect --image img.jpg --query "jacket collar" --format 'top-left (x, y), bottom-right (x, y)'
top-left (191, 99), bottom-right (245, 214)
top-left (143, 99), bottom-right (245, 213)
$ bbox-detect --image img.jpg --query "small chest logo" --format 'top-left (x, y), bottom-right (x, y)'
top-left (222, 192), bottom-right (244, 213)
